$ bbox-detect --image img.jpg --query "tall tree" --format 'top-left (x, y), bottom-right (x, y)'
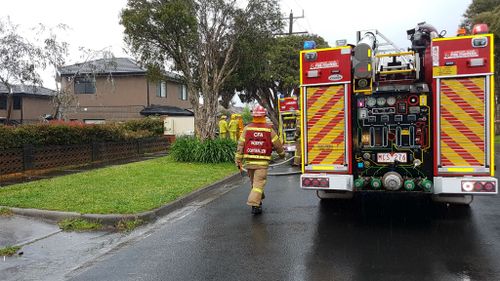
top-left (231, 34), bottom-right (328, 129)
top-left (0, 17), bottom-right (44, 121)
top-left (121, 0), bottom-right (281, 140)
top-left (462, 0), bottom-right (500, 105)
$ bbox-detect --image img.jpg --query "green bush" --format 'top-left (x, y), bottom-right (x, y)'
top-left (0, 118), bottom-right (164, 149)
top-left (170, 136), bottom-right (236, 163)
top-left (122, 117), bottom-right (163, 135)
top-left (169, 136), bottom-right (200, 162)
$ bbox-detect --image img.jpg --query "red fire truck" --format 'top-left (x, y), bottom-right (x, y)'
top-left (299, 23), bottom-right (497, 204)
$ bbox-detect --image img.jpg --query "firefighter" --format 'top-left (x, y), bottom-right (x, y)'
top-left (236, 114), bottom-right (244, 140)
top-left (218, 115), bottom-right (228, 138)
top-left (235, 105), bottom-right (285, 215)
top-left (293, 116), bottom-right (302, 166)
top-left (228, 114), bottom-right (239, 141)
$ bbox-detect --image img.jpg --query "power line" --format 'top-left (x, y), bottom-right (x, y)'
top-left (274, 10), bottom-right (308, 36)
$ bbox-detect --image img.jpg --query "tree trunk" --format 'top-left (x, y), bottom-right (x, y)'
top-left (6, 87), bottom-right (13, 122)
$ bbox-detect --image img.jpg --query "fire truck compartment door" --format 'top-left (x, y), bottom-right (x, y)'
top-left (437, 76), bottom-right (491, 175)
top-left (304, 85), bottom-right (349, 172)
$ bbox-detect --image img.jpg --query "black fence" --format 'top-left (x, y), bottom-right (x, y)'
top-left (0, 136), bottom-right (170, 177)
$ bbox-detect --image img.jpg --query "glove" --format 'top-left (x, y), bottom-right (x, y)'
top-left (279, 152), bottom-right (286, 159)
top-left (235, 159), bottom-right (242, 168)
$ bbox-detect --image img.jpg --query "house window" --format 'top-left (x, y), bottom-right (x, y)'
top-left (13, 96), bottom-right (22, 110)
top-left (157, 81), bottom-right (167, 98)
top-left (74, 77), bottom-right (96, 94)
top-left (0, 96), bottom-right (6, 110)
top-left (179, 84), bottom-right (188, 101)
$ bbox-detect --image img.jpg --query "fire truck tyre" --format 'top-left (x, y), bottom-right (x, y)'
top-left (316, 190), bottom-right (354, 200)
top-left (431, 195), bottom-right (474, 206)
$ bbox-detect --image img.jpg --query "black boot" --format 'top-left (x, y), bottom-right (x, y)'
top-left (251, 202), bottom-right (263, 215)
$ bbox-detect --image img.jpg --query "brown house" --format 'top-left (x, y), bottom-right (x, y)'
top-left (59, 57), bottom-right (193, 123)
top-left (0, 84), bottom-right (56, 124)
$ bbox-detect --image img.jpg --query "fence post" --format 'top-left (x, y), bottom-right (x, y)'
top-left (137, 139), bottom-right (143, 155)
top-left (92, 142), bottom-right (100, 162)
top-left (23, 144), bottom-right (34, 171)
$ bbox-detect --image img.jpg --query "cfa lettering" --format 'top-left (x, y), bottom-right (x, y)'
top-left (253, 132), bottom-right (264, 137)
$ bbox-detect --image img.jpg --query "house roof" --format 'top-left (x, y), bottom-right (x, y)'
top-left (58, 57), bottom-right (147, 76)
top-left (0, 84), bottom-right (56, 97)
top-left (58, 57), bottom-right (185, 83)
top-left (140, 105), bottom-right (194, 117)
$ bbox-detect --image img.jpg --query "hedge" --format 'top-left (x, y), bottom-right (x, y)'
top-left (0, 118), bottom-right (164, 149)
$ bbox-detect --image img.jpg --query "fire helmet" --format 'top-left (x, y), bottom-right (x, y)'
top-left (252, 105), bottom-right (267, 117)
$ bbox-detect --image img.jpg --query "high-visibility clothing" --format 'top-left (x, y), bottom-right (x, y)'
top-left (219, 119), bottom-right (228, 138)
top-left (228, 118), bottom-right (239, 141)
top-left (242, 123), bottom-right (273, 161)
top-left (235, 120), bottom-right (285, 208)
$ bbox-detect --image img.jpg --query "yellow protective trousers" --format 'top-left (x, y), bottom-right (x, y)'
top-left (246, 168), bottom-right (268, 207)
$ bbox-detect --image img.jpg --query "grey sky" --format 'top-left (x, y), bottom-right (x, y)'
top-left (1, 0), bottom-right (472, 89)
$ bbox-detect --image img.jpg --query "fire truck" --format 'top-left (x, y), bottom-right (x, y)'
top-left (278, 96), bottom-right (300, 153)
top-left (299, 23), bottom-right (497, 204)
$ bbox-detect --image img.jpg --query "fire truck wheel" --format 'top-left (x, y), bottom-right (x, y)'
top-left (431, 195), bottom-right (474, 206)
top-left (316, 190), bottom-right (354, 200)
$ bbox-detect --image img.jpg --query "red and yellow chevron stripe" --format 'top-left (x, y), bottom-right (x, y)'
top-left (440, 77), bottom-right (485, 167)
top-left (306, 85), bottom-right (345, 165)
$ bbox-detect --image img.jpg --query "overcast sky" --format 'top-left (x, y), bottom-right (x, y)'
top-left (1, 0), bottom-right (472, 90)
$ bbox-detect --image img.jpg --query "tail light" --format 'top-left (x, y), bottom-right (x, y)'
top-left (462, 180), bottom-right (496, 193)
top-left (302, 177), bottom-right (330, 188)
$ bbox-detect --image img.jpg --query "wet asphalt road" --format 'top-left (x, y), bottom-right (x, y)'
top-left (68, 168), bottom-right (500, 281)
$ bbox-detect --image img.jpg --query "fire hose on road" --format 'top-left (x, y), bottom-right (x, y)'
top-left (240, 156), bottom-right (302, 176)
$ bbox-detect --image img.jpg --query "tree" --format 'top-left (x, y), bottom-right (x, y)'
top-left (121, 0), bottom-right (282, 140)
top-left (0, 17), bottom-right (45, 121)
top-left (231, 34), bottom-right (328, 129)
top-left (462, 0), bottom-right (500, 107)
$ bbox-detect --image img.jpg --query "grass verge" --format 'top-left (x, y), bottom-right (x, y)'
top-left (496, 135), bottom-right (500, 144)
top-left (0, 246), bottom-right (21, 256)
top-left (58, 218), bottom-right (103, 232)
top-left (0, 155), bottom-right (236, 214)
top-left (0, 207), bottom-right (13, 217)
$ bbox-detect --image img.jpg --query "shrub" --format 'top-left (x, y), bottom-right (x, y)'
top-left (170, 136), bottom-right (236, 163)
top-left (0, 118), bottom-right (164, 149)
top-left (122, 117), bottom-right (163, 135)
top-left (169, 136), bottom-right (200, 162)
top-left (195, 138), bottom-right (236, 163)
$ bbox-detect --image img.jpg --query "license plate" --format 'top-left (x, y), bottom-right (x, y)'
top-left (377, 153), bottom-right (407, 163)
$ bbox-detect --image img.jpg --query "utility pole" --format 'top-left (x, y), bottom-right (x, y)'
top-left (288, 10), bottom-right (305, 35)
top-left (274, 10), bottom-right (308, 36)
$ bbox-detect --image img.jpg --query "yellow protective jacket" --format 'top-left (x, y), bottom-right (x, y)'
top-left (219, 119), bottom-right (228, 133)
top-left (228, 119), bottom-right (239, 132)
top-left (235, 123), bottom-right (285, 169)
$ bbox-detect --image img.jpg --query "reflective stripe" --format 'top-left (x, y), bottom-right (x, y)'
top-left (247, 127), bottom-right (271, 132)
top-left (246, 161), bottom-right (270, 166)
top-left (252, 188), bottom-right (264, 194)
top-left (244, 154), bottom-right (272, 160)
top-left (235, 153), bottom-right (243, 159)
top-left (272, 135), bottom-right (280, 142)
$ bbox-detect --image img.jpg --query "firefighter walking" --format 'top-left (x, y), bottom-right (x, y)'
top-left (235, 105), bottom-right (285, 215)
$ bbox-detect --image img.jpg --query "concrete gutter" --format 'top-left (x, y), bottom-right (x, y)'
top-left (1, 172), bottom-right (242, 226)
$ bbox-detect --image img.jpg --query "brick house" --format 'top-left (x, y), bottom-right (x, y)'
top-left (59, 57), bottom-right (193, 123)
top-left (0, 84), bottom-right (56, 124)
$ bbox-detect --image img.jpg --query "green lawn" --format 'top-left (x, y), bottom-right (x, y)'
top-left (0, 156), bottom-right (236, 214)
top-left (496, 135), bottom-right (500, 144)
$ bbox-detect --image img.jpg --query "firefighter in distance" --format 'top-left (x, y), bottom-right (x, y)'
top-left (235, 105), bottom-right (285, 214)
top-left (218, 115), bottom-right (228, 138)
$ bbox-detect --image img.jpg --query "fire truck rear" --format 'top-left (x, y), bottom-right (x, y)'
top-left (299, 23), bottom-right (497, 203)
